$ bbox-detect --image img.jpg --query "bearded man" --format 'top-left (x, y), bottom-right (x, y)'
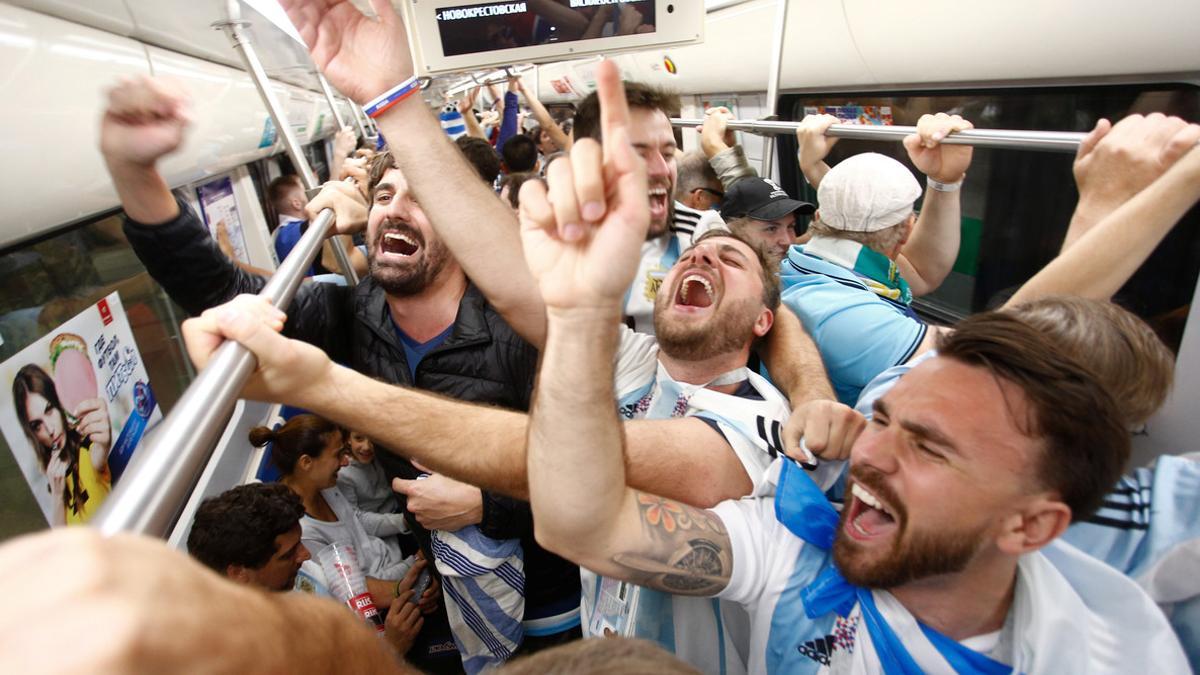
top-left (512, 59), bottom-right (1189, 674)
top-left (98, 79), bottom-right (581, 669)
top-left (178, 223), bottom-right (806, 673)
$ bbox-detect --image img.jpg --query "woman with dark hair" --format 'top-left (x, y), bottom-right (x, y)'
top-left (12, 364), bottom-right (111, 526)
top-left (250, 414), bottom-right (433, 609)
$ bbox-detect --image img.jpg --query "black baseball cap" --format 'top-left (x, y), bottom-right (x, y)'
top-left (720, 177), bottom-right (815, 222)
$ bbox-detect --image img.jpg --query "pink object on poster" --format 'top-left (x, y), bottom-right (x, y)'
top-left (51, 338), bottom-right (98, 416)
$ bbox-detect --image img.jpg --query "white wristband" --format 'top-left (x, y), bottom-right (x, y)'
top-left (927, 176), bottom-right (964, 192)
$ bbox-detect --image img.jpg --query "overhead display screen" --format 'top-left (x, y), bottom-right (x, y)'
top-left (435, 0), bottom-right (657, 57)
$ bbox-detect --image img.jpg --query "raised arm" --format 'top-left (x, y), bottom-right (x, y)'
top-left (701, 106), bottom-right (756, 190)
top-left (521, 60), bottom-right (731, 594)
top-left (101, 77), bottom-right (275, 316)
top-left (279, 0), bottom-right (547, 346)
top-left (1061, 114), bottom-right (1200, 251)
top-left (496, 80), bottom-right (520, 149)
top-left (457, 88), bottom-right (488, 140)
top-left (516, 78), bottom-right (571, 152)
top-left (99, 76), bottom-right (189, 224)
top-left (794, 114), bottom-right (840, 189)
top-left (328, 126), bottom-right (357, 190)
top-left (1006, 129), bottom-right (1200, 307)
top-left (894, 113), bottom-right (974, 296)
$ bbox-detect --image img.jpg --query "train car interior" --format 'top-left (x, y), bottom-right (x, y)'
top-left (0, 0), bottom-right (1198, 670)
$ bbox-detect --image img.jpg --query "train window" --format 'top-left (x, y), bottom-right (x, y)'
top-left (777, 84), bottom-right (1200, 351)
top-left (0, 213), bottom-right (196, 539)
top-left (248, 143), bottom-right (328, 237)
top-left (246, 157), bottom-right (281, 235)
top-left (271, 141), bottom-right (330, 192)
top-left (304, 141), bottom-right (331, 185)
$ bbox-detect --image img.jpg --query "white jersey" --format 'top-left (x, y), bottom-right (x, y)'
top-left (622, 202), bottom-right (725, 334)
top-left (711, 460), bottom-right (1190, 674)
top-left (580, 326), bottom-right (791, 675)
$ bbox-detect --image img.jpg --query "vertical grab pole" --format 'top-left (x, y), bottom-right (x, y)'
top-left (92, 0), bottom-right (356, 540)
top-left (316, 71), bottom-right (350, 132)
top-left (91, 208), bottom-right (337, 537)
top-left (761, 0), bottom-right (791, 180)
top-left (353, 98), bottom-right (379, 138)
top-left (347, 94), bottom-right (372, 140)
top-left (213, 1), bottom-right (359, 286)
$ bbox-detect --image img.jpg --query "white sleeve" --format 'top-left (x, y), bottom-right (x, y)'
top-left (711, 418), bottom-right (778, 491)
top-left (613, 323), bottom-right (659, 393)
top-left (690, 373), bottom-right (793, 490)
top-left (690, 209), bottom-right (727, 243)
top-left (711, 496), bottom-right (794, 608)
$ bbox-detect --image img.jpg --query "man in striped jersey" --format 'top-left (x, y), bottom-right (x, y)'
top-left (507, 87), bottom-right (1188, 668)
top-left (571, 82), bottom-right (725, 334)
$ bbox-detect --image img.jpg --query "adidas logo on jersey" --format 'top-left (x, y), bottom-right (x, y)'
top-left (798, 635), bottom-right (836, 665)
top-left (798, 615), bottom-right (859, 665)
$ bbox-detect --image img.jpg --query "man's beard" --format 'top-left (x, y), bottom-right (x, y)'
top-left (833, 467), bottom-right (985, 588)
top-left (653, 294), bottom-right (760, 362)
top-left (369, 224), bottom-right (450, 296)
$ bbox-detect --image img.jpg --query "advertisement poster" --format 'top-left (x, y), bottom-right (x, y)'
top-left (0, 293), bottom-right (161, 527)
top-left (702, 98), bottom-right (737, 115)
top-left (196, 176), bottom-right (250, 264)
top-left (804, 105), bottom-right (894, 126)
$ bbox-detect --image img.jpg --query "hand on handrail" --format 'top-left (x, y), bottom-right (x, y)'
top-left (902, 113), bottom-right (974, 184)
top-left (180, 295), bottom-right (333, 409)
top-left (306, 179), bottom-right (369, 235)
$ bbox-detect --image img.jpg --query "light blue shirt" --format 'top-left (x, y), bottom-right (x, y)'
top-left (780, 246), bottom-right (927, 405)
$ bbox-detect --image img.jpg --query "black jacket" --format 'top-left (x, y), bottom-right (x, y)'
top-left (125, 199), bottom-right (579, 613)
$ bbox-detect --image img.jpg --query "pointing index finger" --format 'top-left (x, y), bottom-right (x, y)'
top-left (596, 60), bottom-right (631, 157)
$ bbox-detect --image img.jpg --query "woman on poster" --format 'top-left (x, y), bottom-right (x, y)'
top-left (12, 363), bottom-right (112, 526)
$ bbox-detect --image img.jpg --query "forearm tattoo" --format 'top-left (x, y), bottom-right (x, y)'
top-left (611, 492), bottom-right (733, 596)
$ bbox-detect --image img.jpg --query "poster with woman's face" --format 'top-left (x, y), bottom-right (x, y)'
top-left (0, 292), bottom-right (161, 526)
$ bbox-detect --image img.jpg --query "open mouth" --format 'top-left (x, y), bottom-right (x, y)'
top-left (381, 232), bottom-right (419, 257)
top-left (674, 272), bottom-right (715, 310)
top-left (845, 482), bottom-right (899, 542)
top-left (648, 186), bottom-right (669, 222)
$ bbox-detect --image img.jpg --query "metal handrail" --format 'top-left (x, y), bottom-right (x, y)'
top-left (316, 72), bottom-right (351, 133)
top-left (672, 118), bottom-right (1087, 153)
top-left (92, 208), bottom-right (335, 537)
top-left (346, 93), bottom-right (372, 141)
top-left (217, 1), bottom-right (359, 287)
top-left (91, 0), bottom-right (350, 537)
top-left (760, 0), bottom-right (791, 177)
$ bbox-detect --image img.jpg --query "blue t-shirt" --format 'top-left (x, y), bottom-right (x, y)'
top-left (779, 246), bottom-right (927, 405)
top-left (393, 322), bottom-right (454, 379)
top-left (274, 219), bottom-right (322, 278)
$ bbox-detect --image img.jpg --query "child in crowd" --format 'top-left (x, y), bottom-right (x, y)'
top-left (337, 430), bottom-right (410, 539)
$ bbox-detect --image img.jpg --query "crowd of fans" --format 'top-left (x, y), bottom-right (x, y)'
top-left (4, 0), bottom-right (1200, 673)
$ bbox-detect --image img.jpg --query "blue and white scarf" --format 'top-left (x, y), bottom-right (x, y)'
top-left (774, 459), bottom-right (1189, 674)
top-left (431, 527), bottom-right (525, 673)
